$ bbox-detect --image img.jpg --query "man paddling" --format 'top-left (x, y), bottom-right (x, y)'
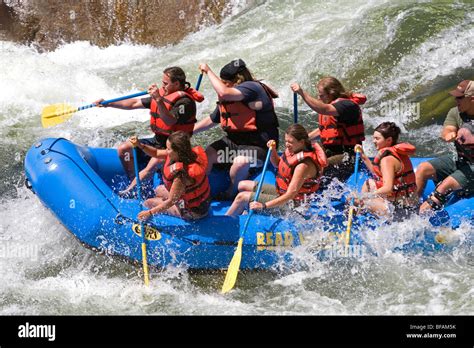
top-left (94, 67), bottom-right (204, 195)
top-left (416, 80), bottom-right (474, 213)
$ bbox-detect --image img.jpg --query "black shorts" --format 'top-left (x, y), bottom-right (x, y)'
top-left (208, 136), bottom-right (267, 171)
top-left (135, 134), bottom-right (167, 170)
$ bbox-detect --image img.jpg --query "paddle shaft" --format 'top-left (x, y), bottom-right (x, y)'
top-left (240, 150), bottom-right (272, 233)
top-left (344, 150), bottom-right (361, 252)
top-left (293, 92), bottom-right (298, 124)
top-left (132, 147), bottom-right (150, 286)
top-left (86, 91), bottom-right (148, 111)
top-left (195, 73), bottom-right (203, 91)
top-left (220, 148), bottom-right (273, 293)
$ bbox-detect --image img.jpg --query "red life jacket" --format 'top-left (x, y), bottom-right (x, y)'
top-left (218, 82), bottom-right (277, 133)
top-left (162, 146), bottom-right (210, 210)
top-left (372, 143), bottom-right (417, 199)
top-left (318, 93), bottom-right (366, 146)
top-left (150, 87), bottom-right (204, 137)
top-left (275, 143), bottom-right (328, 201)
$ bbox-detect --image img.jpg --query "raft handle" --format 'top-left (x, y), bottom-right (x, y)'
top-left (114, 213), bottom-right (134, 225)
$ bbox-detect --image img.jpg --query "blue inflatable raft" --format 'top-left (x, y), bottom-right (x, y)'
top-left (24, 138), bottom-right (473, 270)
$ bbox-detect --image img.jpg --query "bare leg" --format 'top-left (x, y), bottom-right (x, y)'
top-left (237, 180), bottom-right (257, 192)
top-left (415, 161), bottom-right (437, 198)
top-left (355, 179), bottom-right (390, 216)
top-left (154, 184), bottom-right (170, 200)
top-left (225, 191), bottom-right (252, 216)
top-left (362, 197), bottom-right (390, 217)
top-left (144, 187), bottom-right (181, 217)
top-left (120, 157), bottom-right (163, 196)
top-left (205, 146), bottom-right (218, 174)
top-left (118, 141), bottom-right (135, 178)
top-left (144, 197), bottom-right (164, 208)
top-left (225, 156), bottom-right (251, 197)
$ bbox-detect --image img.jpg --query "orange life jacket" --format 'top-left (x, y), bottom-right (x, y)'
top-left (150, 87), bottom-right (204, 137)
top-left (372, 143), bottom-right (417, 199)
top-left (275, 143), bottom-right (328, 201)
top-left (162, 146), bottom-right (210, 210)
top-left (218, 82), bottom-right (277, 133)
top-left (318, 93), bottom-right (366, 146)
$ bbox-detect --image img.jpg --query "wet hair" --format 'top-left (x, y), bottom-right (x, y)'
top-left (317, 76), bottom-right (351, 101)
top-left (374, 122), bottom-right (401, 145)
top-left (163, 66), bottom-right (190, 90)
top-left (285, 124), bottom-right (312, 151)
top-left (168, 131), bottom-right (197, 165)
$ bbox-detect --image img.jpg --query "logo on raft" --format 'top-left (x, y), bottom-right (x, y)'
top-left (132, 224), bottom-right (162, 241)
top-left (256, 231), bottom-right (304, 250)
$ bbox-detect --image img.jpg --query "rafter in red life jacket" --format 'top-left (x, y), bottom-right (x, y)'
top-left (275, 143), bottom-right (328, 201)
top-left (372, 142), bottom-right (417, 199)
top-left (150, 87), bottom-right (204, 137)
top-left (318, 93), bottom-right (366, 147)
top-left (162, 146), bottom-right (210, 210)
top-left (218, 81), bottom-right (278, 133)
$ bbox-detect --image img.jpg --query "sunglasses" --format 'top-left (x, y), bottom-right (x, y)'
top-left (455, 96), bottom-right (465, 101)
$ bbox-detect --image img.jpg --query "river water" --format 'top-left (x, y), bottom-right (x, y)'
top-left (0, 0), bottom-right (473, 315)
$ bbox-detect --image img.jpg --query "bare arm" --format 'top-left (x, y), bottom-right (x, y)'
top-left (373, 156), bottom-right (399, 197)
top-left (151, 177), bottom-right (186, 213)
top-left (290, 83), bottom-right (338, 116)
top-left (267, 162), bottom-right (315, 208)
top-left (193, 116), bottom-right (217, 134)
top-left (129, 137), bottom-right (167, 159)
top-left (441, 125), bottom-right (458, 142)
top-left (148, 83), bottom-right (178, 126)
top-left (355, 144), bottom-right (374, 174)
top-left (97, 98), bottom-right (146, 110)
top-left (199, 63), bottom-right (244, 101)
top-left (308, 128), bottom-right (321, 142)
top-left (251, 161), bottom-right (316, 210)
top-left (267, 140), bottom-right (280, 168)
top-left (138, 177), bottom-right (187, 219)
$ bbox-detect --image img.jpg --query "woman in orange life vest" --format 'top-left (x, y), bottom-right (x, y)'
top-left (193, 59), bottom-right (280, 199)
top-left (128, 131), bottom-right (211, 221)
top-left (290, 77), bottom-right (366, 189)
top-left (94, 67), bottom-right (204, 196)
top-left (353, 122), bottom-right (418, 218)
top-left (225, 124), bottom-right (327, 216)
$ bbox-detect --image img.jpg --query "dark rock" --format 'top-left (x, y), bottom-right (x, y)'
top-left (1, 0), bottom-right (231, 51)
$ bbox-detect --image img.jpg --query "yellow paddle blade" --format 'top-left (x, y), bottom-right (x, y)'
top-left (221, 238), bottom-right (243, 294)
top-left (142, 242), bottom-right (150, 286)
top-left (41, 103), bottom-right (77, 128)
